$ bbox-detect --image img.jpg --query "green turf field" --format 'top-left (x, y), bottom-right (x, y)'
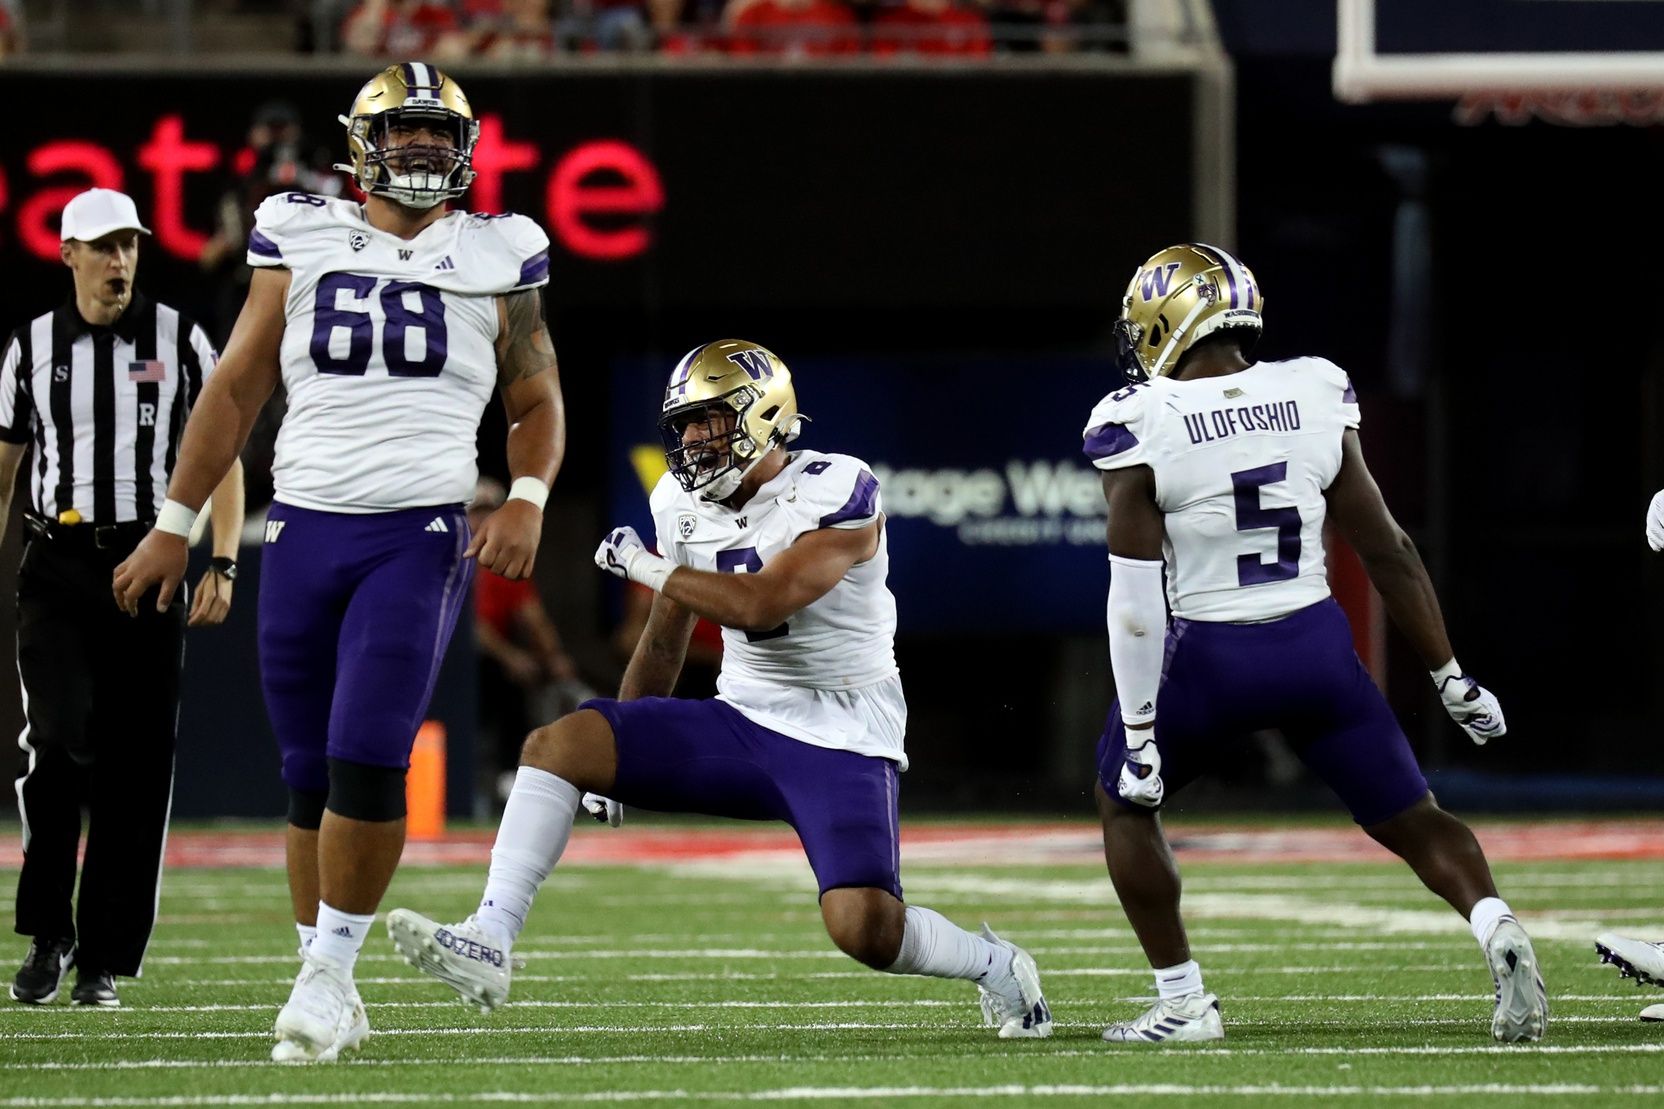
top-left (2, 821), bottom-right (1662, 1106)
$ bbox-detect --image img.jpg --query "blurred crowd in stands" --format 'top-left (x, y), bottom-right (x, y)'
top-left (2, 0), bottom-right (1128, 57)
top-left (336, 0), bottom-right (1128, 57)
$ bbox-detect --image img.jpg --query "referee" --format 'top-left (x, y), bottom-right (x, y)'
top-left (0, 188), bottom-right (245, 1007)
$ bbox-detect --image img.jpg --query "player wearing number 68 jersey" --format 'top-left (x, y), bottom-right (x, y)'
top-left (387, 340), bottom-right (1053, 1042)
top-left (112, 63), bottom-right (565, 1063)
top-left (1084, 243), bottom-right (1546, 1046)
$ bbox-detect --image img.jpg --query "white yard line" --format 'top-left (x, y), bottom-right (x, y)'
top-left (3, 1083), bottom-right (1663, 1105)
top-left (0, 994), bottom-right (1639, 1016)
top-left (6, 1043), bottom-right (1663, 1073)
top-left (0, 1015), bottom-right (1636, 1043)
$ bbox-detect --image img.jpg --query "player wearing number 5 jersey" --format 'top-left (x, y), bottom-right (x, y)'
top-left (1084, 244), bottom-right (1546, 1045)
top-left (388, 340), bottom-right (1053, 1041)
top-left (112, 63), bottom-right (565, 1062)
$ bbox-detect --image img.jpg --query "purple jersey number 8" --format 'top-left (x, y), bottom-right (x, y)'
top-left (716, 547), bottom-right (789, 643)
top-left (311, 273), bottom-right (448, 378)
top-left (1231, 462), bottom-right (1301, 585)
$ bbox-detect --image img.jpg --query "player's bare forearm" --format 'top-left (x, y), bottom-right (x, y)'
top-left (1356, 536), bottom-right (1454, 670)
top-left (503, 388), bottom-right (564, 488)
top-left (619, 594), bottom-right (696, 700)
top-left (208, 458), bottom-right (246, 559)
top-left (660, 522), bottom-right (877, 632)
top-left (1324, 430), bottom-right (1454, 668)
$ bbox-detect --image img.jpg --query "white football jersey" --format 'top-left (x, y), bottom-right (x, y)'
top-left (650, 450), bottom-right (906, 765)
top-left (248, 193), bottom-right (550, 513)
top-left (1083, 357), bottom-right (1361, 623)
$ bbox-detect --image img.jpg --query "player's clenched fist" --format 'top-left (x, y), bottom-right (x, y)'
top-left (594, 526), bottom-right (676, 592)
top-left (1117, 734), bottom-right (1165, 808)
top-left (466, 498), bottom-right (542, 581)
top-left (1432, 665), bottom-right (1507, 746)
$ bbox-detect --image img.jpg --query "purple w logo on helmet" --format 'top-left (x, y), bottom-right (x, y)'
top-left (726, 349), bottom-right (773, 380)
top-left (1139, 262), bottom-right (1183, 302)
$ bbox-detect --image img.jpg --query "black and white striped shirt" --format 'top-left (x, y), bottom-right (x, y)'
top-left (0, 293), bottom-right (216, 523)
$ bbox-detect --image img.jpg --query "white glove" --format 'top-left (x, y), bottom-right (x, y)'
top-left (581, 792), bottom-right (623, 827)
top-left (1117, 732), bottom-right (1165, 808)
top-left (593, 526), bottom-right (673, 591)
top-left (1433, 664), bottom-right (1507, 746)
top-left (1647, 489), bottom-right (1664, 552)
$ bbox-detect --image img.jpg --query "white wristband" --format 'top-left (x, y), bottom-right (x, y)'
top-left (506, 476), bottom-right (550, 511)
top-left (155, 498), bottom-right (200, 539)
top-left (628, 552), bottom-right (676, 593)
top-left (1430, 658), bottom-right (1462, 685)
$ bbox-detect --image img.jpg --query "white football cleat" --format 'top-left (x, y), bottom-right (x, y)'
top-left (1641, 1003), bottom-right (1664, 1022)
top-left (975, 924), bottom-right (1052, 1039)
top-left (271, 955), bottom-right (357, 1062)
top-left (1486, 918), bottom-right (1548, 1043)
top-left (387, 909), bottom-right (512, 1013)
top-left (1101, 992), bottom-right (1224, 1044)
top-left (1596, 932), bottom-right (1664, 988)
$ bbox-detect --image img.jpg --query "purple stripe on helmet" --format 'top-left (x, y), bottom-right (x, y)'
top-left (517, 251), bottom-right (549, 286)
top-left (1082, 422), bottom-right (1139, 461)
top-left (247, 230), bottom-right (282, 259)
top-left (1220, 262), bottom-right (1239, 308)
top-left (819, 469), bottom-right (880, 528)
top-left (402, 62), bottom-right (420, 92)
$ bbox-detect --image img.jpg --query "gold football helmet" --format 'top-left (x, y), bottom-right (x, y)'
top-left (335, 62), bottom-right (478, 210)
top-left (1114, 243), bottom-right (1263, 381)
top-left (658, 340), bottom-right (804, 502)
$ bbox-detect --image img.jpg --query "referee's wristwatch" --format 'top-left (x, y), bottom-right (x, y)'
top-left (208, 556), bottom-right (238, 582)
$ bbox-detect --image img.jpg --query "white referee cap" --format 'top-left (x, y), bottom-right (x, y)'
top-left (60, 188), bottom-right (151, 243)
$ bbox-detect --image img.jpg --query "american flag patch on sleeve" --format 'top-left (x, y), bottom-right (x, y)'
top-left (128, 360), bottom-right (166, 383)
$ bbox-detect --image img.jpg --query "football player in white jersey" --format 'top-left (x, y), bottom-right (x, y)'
top-left (386, 340), bottom-right (1052, 1039)
top-left (112, 63), bottom-right (565, 1061)
top-left (1083, 244), bottom-right (1546, 1044)
top-left (1591, 496), bottom-right (1664, 1021)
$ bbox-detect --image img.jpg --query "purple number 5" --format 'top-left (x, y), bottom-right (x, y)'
top-left (1232, 462), bottom-right (1301, 585)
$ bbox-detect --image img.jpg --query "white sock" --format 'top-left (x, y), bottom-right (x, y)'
top-left (1155, 959), bottom-right (1204, 1000)
top-left (296, 923), bottom-right (317, 952)
top-left (476, 766), bottom-right (582, 944)
top-left (882, 906), bottom-right (1013, 985)
top-left (309, 903), bottom-right (375, 973)
top-left (1469, 896), bottom-right (1515, 947)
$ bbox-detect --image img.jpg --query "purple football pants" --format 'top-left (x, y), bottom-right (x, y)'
top-left (582, 696), bottom-right (904, 899)
top-left (258, 502), bottom-right (473, 793)
top-left (1098, 598), bottom-right (1429, 826)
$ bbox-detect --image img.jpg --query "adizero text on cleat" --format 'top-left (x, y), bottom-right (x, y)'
top-left (387, 909), bottom-right (511, 1012)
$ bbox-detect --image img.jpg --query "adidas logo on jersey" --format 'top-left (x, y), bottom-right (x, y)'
top-left (434, 255), bottom-right (455, 271)
top-left (425, 518), bottom-right (448, 533)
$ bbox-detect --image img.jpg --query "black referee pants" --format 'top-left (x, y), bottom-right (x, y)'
top-left (12, 535), bottom-right (185, 978)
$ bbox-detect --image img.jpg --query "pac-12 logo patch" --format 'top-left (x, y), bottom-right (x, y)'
top-left (348, 231), bottom-right (370, 253)
top-left (678, 512), bottom-right (697, 539)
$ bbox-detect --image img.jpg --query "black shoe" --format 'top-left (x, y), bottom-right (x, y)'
top-left (70, 967), bottom-right (119, 1008)
top-left (9, 937), bottom-right (76, 1004)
